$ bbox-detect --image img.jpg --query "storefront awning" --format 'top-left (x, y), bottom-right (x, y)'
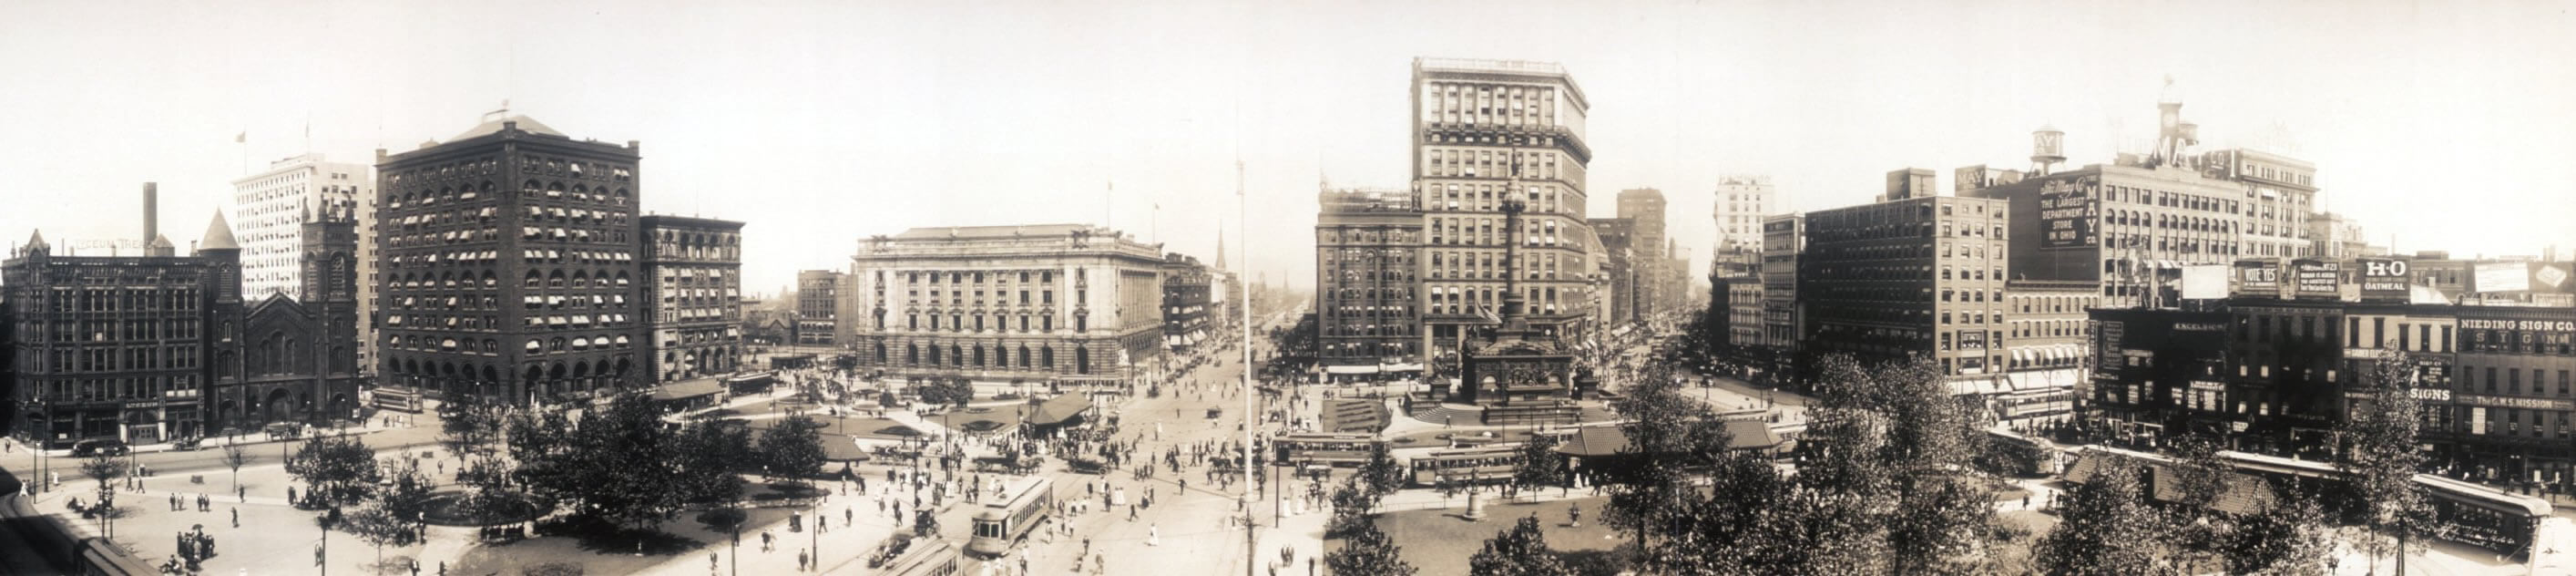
top-left (1378, 363), bottom-right (1424, 373)
top-left (1324, 365), bottom-right (1380, 375)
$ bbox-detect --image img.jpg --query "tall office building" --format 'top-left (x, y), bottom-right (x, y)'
top-left (232, 154), bottom-right (373, 302)
top-left (1713, 175), bottom-right (1777, 252)
top-left (1617, 189), bottom-right (1668, 317)
top-left (639, 215), bottom-right (744, 383)
top-left (234, 154), bottom-right (377, 376)
top-left (373, 114), bottom-right (649, 403)
top-left (1314, 188), bottom-right (1422, 377)
top-left (1759, 214), bottom-right (1804, 348)
top-left (1412, 57), bottom-right (1597, 360)
top-left (795, 270), bottom-right (843, 346)
top-left (1588, 217), bottom-right (1638, 324)
top-left (1802, 188), bottom-right (2011, 377)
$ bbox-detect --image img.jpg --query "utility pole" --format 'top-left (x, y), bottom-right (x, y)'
top-left (1239, 158), bottom-right (1259, 576)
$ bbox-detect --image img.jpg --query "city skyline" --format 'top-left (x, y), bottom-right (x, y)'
top-left (3, 0), bottom-right (2571, 294)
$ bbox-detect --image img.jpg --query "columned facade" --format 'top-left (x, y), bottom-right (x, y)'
top-left (847, 225), bottom-right (1165, 384)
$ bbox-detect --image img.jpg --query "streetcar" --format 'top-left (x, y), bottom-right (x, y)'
top-left (966, 476), bottom-right (1056, 557)
top-left (1407, 445), bottom-right (1522, 487)
top-left (873, 536), bottom-right (961, 576)
top-left (1272, 432), bottom-right (1382, 468)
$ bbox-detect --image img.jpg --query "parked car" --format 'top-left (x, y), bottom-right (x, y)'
top-left (71, 438), bottom-right (130, 457)
top-left (169, 437), bottom-right (204, 451)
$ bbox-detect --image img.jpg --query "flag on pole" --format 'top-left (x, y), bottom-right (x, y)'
top-left (1477, 305), bottom-right (1501, 325)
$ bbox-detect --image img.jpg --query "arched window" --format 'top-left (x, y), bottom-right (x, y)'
top-left (526, 340), bottom-right (542, 354)
top-left (1018, 345), bottom-right (1032, 367)
top-left (1041, 346), bottom-right (1055, 368)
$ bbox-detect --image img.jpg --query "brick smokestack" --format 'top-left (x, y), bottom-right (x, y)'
top-left (142, 181), bottom-right (158, 243)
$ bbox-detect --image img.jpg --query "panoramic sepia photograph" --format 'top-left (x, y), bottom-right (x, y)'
top-left (4, 1), bottom-right (2575, 575)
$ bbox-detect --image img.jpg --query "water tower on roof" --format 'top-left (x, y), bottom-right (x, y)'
top-left (2030, 125), bottom-right (2066, 176)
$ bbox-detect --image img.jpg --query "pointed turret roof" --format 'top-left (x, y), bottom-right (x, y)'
top-left (148, 233), bottom-right (173, 249)
top-left (199, 211), bottom-right (240, 251)
top-left (25, 229), bottom-right (46, 249)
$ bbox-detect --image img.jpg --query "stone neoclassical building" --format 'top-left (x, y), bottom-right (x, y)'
top-left (843, 224), bottom-right (1165, 385)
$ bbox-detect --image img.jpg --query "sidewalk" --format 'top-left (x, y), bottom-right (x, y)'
top-left (9, 417), bottom-right (414, 458)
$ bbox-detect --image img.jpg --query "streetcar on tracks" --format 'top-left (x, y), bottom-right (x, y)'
top-left (1272, 432), bottom-right (1382, 468)
top-left (1406, 445), bottom-right (1521, 488)
top-left (966, 477), bottom-right (1056, 557)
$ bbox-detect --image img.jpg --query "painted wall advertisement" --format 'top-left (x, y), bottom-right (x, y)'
top-left (2234, 260), bottom-right (2282, 296)
top-left (2291, 259), bottom-right (2341, 299)
top-left (2470, 262), bottom-right (2576, 293)
top-left (2037, 176), bottom-right (2099, 250)
top-left (2358, 258), bottom-right (2411, 303)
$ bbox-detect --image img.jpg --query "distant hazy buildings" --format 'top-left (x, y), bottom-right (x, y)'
top-left (372, 115), bottom-right (648, 403)
top-left (1616, 189), bottom-right (1668, 318)
top-left (639, 215), bottom-right (744, 383)
top-left (1160, 252), bottom-right (1213, 351)
top-left (2307, 211), bottom-right (2370, 261)
top-left (1412, 57), bottom-right (1598, 363)
top-left (1589, 217), bottom-right (1637, 324)
top-left (845, 225), bottom-right (1166, 384)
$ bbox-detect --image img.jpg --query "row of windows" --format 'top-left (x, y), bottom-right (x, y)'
top-left (871, 342), bottom-right (1090, 374)
top-left (19, 319), bottom-right (205, 343)
top-left (1420, 149), bottom-right (1569, 185)
top-left (1427, 215), bottom-right (1570, 247)
top-left (32, 375), bottom-right (196, 404)
top-left (1426, 250), bottom-right (1565, 282)
top-left (893, 313), bottom-right (1069, 334)
top-left (26, 287), bottom-right (204, 314)
top-left (35, 345), bottom-right (201, 374)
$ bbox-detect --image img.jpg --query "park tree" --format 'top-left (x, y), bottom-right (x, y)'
top-left (286, 435), bottom-right (381, 507)
top-left (2220, 489), bottom-right (2333, 576)
top-left (438, 396), bottom-right (502, 466)
top-left (1326, 478), bottom-right (1377, 538)
top-left (79, 453), bottom-right (125, 494)
top-left (1802, 354), bottom-right (1999, 574)
top-left (335, 500), bottom-right (422, 570)
top-left (564, 393), bottom-right (690, 531)
top-left (375, 457), bottom-right (435, 530)
top-left (675, 422), bottom-right (749, 504)
top-left (1356, 441), bottom-right (1406, 497)
top-left (1467, 514), bottom-right (1570, 576)
top-left (221, 444), bottom-right (253, 492)
top-left (1324, 520), bottom-right (1417, 576)
top-left (2336, 350), bottom-right (2433, 574)
top-left (2034, 457), bottom-right (2175, 575)
top-left (1508, 434), bottom-right (1564, 502)
top-left (1601, 363), bottom-right (1729, 552)
top-left (759, 416), bottom-right (827, 483)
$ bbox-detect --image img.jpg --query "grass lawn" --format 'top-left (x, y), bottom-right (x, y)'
top-left (1337, 496), bottom-right (1630, 576)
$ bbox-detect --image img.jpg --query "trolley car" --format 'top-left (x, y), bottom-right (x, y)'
top-left (966, 477), bottom-right (1055, 557)
top-left (1407, 445), bottom-right (1522, 487)
top-left (1272, 432), bottom-right (1382, 468)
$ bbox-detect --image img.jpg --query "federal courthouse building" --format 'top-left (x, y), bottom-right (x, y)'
top-left (843, 225), bottom-right (1167, 385)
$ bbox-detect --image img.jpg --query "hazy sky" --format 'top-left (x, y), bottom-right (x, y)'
top-left (5, 0), bottom-right (2571, 294)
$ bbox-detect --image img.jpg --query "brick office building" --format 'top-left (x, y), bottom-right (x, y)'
top-left (1800, 176), bottom-right (2011, 377)
top-left (7, 189), bottom-right (359, 447)
top-left (639, 215), bottom-right (745, 383)
top-left (372, 115), bottom-right (649, 404)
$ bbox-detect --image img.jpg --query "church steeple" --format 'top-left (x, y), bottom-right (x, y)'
top-left (1213, 229), bottom-right (1226, 272)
